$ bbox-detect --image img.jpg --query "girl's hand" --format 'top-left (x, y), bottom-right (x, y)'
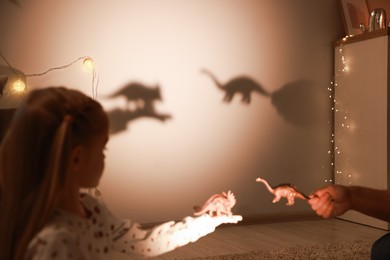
top-left (211, 214), bottom-right (243, 226)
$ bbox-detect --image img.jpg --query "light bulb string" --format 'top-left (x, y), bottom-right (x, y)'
top-left (0, 53), bottom-right (99, 98)
top-left (0, 52), bottom-right (20, 77)
top-left (24, 56), bottom-right (88, 77)
top-left (92, 67), bottom-right (99, 99)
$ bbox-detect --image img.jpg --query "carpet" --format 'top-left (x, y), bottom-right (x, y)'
top-left (184, 240), bottom-right (374, 260)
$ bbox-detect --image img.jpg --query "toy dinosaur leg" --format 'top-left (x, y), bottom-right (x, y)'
top-left (227, 209), bottom-right (232, 216)
top-left (242, 93), bottom-right (251, 103)
top-left (272, 195), bottom-right (281, 203)
top-left (286, 196), bottom-right (295, 206)
top-left (224, 93), bottom-right (234, 103)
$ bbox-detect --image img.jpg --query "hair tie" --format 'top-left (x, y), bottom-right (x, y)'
top-left (63, 114), bottom-right (73, 123)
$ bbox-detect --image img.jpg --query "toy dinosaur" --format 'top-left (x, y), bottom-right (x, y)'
top-left (256, 177), bottom-right (310, 206)
top-left (193, 190), bottom-right (237, 217)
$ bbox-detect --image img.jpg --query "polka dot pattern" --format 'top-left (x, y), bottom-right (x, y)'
top-left (25, 193), bottom-right (217, 259)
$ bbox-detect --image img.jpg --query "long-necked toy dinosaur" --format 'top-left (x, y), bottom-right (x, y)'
top-left (256, 177), bottom-right (310, 206)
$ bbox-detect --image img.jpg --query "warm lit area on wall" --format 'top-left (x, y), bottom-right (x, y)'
top-left (0, 1), bottom-right (339, 224)
top-left (6, 0), bottom-right (390, 258)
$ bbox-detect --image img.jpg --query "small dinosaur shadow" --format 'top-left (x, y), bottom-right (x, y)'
top-left (201, 69), bottom-right (270, 104)
top-left (106, 82), bottom-right (171, 134)
top-left (271, 80), bottom-right (326, 127)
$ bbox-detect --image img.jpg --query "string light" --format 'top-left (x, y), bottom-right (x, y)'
top-left (12, 78), bottom-right (26, 92)
top-left (83, 57), bottom-right (95, 71)
top-left (332, 42), bottom-right (355, 185)
top-left (81, 56), bottom-right (99, 99)
top-left (0, 53), bottom-right (99, 98)
top-left (91, 63), bottom-right (99, 99)
top-left (329, 45), bottom-right (345, 184)
top-left (327, 72), bottom-right (336, 184)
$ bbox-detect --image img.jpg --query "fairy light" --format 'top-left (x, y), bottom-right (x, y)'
top-left (0, 53), bottom-right (99, 98)
top-left (81, 56), bottom-right (99, 99)
top-left (332, 43), bottom-right (356, 185)
top-left (83, 57), bottom-right (95, 71)
top-left (327, 75), bottom-right (336, 184)
top-left (12, 78), bottom-right (26, 92)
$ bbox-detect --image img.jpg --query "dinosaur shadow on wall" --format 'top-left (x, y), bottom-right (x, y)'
top-left (201, 69), bottom-right (325, 127)
top-left (201, 68), bottom-right (270, 103)
top-left (271, 80), bottom-right (326, 127)
top-left (106, 82), bottom-right (171, 135)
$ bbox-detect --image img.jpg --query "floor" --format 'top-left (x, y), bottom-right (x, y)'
top-left (113, 218), bottom-right (388, 260)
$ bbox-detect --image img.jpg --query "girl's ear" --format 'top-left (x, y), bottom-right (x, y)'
top-left (69, 145), bottom-right (85, 173)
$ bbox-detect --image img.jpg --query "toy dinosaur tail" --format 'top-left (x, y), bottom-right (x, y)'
top-left (193, 205), bottom-right (202, 215)
top-left (200, 68), bottom-right (224, 90)
top-left (193, 192), bottom-right (229, 216)
top-left (254, 84), bottom-right (271, 97)
top-left (256, 177), bottom-right (274, 194)
top-left (295, 191), bottom-right (310, 200)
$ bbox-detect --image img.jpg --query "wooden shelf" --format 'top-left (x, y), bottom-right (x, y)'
top-left (335, 28), bottom-right (390, 46)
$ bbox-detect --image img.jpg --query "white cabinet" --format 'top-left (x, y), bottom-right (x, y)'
top-left (334, 30), bottom-right (390, 230)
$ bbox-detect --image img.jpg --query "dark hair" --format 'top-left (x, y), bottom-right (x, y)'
top-left (0, 87), bottom-right (108, 260)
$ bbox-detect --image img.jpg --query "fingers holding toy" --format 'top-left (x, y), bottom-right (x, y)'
top-left (192, 190), bottom-right (242, 233)
top-left (308, 185), bottom-right (352, 219)
top-left (308, 192), bottom-right (335, 219)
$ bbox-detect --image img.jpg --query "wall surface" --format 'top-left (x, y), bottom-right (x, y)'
top-left (0, 0), bottom-right (344, 223)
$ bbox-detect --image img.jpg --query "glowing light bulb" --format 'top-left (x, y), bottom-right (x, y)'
top-left (83, 57), bottom-right (95, 70)
top-left (13, 79), bottom-right (26, 92)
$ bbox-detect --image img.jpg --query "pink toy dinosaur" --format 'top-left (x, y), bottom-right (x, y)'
top-left (193, 190), bottom-right (237, 217)
top-left (256, 177), bottom-right (310, 206)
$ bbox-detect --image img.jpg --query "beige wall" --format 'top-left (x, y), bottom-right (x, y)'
top-left (0, 0), bottom-right (344, 223)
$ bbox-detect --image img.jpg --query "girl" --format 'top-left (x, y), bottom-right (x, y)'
top-left (0, 87), bottom-right (242, 260)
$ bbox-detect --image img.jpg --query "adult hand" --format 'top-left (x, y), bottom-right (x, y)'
top-left (308, 185), bottom-right (352, 219)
